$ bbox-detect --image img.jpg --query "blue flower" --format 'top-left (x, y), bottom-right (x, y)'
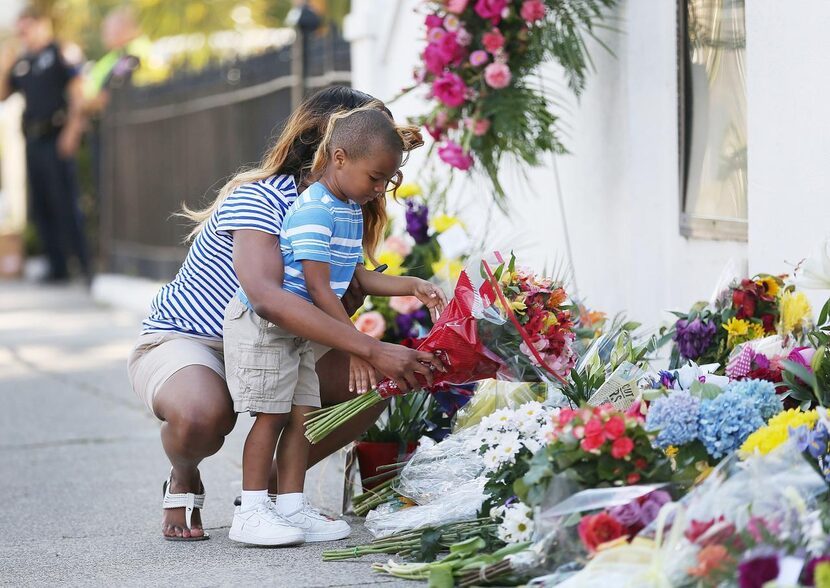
top-left (698, 390), bottom-right (765, 459)
top-left (645, 391), bottom-right (701, 449)
top-left (724, 379), bottom-right (782, 421)
top-left (806, 423), bottom-right (830, 460)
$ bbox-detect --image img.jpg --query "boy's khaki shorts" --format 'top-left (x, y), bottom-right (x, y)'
top-left (223, 295), bottom-right (326, 414)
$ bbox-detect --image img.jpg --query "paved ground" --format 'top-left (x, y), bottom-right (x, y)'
top-left (0, 280), bottom-right (418, 587)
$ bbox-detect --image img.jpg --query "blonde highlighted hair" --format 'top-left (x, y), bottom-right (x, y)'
top-left (180, 87), bottom-right (388, 241)
top-left (308, 106), bottom-right (424, 264)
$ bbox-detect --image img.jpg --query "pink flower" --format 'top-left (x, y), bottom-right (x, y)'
top-left (466, 117), bottom-right (491, 136)
top-left (390, 296), bottom-right (424, 315)
top-left (469, 49), bottom-right (489, 67)
top-left (432, 72), bottom-right (467, 107)
top-left (424, 44), bottom-right (447, 75)
top-left (382, 236), bottom-right (412, 257)
top-left (484, 62), bottom-right (512, 89)
top-left (604, 415), bottom-right (626, 440)
top-left (425, 14), bottom-right (444, 29)
top-left (438, 141), bottom-right (473, 170)
top-left (520, 0), bottom-right (546, 23)
top-left (611, 436), bottom-right (634, 458)
top-left (427, 27), bottom-right (447, 44)
top-left (456, 28), bottom-right (472, 46)
top-left (482, 28), bottom-right (505, 53)
top-left (474, 0), bottom-right (507, 23)
top-left (446, 0), bottom-right (470, 13)
top-left (354, 311), bottom-right (386, 339)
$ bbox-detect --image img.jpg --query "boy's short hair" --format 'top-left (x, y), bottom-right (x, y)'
top-left (330, 109), bottom-right (403, 160)
top-left (18, 5), bottom-right (48, 21)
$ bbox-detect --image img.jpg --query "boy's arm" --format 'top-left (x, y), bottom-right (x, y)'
top-left (302, 260), bottom-right (354, 326)
top-left (354, 264), bottom-right (417, 297)
top-left (355, 265), bottom-right (448, 322)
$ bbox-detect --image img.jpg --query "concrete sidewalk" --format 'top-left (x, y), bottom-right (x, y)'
top-left (0, 280), bottom-right (416, 587)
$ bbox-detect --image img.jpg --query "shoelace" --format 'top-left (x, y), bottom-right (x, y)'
top-left (301, 501), bottom-right (333, 521)
top-left (255, 501), bottom-right (295, 526)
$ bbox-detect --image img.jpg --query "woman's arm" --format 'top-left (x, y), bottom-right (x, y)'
top-left (232, 229), bottom-right (443, 390)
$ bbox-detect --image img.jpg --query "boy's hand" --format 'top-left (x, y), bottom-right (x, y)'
top-left (349, 354), bottom-right (379, 394)
top-left (411, 279), bottom-right (448, 322)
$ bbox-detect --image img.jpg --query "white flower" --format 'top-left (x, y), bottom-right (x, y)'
top-left (793, 236), bottom-right (830, 290)
top-left (482, 447), bottom-right (502, 471)
top-left (495, 432), bottom-right (522, 465)
top-left (489, 407), bottom-right (517, 430)
top-left (521, 436), bottom-right (543, 454)
top-left (496, 501), bottom-right (534, 544)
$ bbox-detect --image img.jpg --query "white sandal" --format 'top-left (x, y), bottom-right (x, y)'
top-left (162, 472), bottom-right (209, 541)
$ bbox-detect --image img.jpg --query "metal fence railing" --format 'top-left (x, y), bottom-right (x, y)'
top-left (99, 30), bottom-right (350, 280)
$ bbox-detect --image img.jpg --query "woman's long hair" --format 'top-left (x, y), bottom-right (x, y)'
top-left (308, 107), bottom-right (424, 264)
top-left (180, 86), bottom-right (388, 241)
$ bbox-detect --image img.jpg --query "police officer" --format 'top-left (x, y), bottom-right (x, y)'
top-left (0, 6), bottom-right (90, 284)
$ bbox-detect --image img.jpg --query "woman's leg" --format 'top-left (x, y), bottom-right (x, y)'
top-left (153, 365), bottom-right (237, 539)
top-left (306, 349), bottom-right (388, 467)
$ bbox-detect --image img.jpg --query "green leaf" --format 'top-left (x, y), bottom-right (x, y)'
top-left (689, 381), bottom-right (722, 400)
top-left (780, 359), bottom-right (819, 391)
top-left (427, 563), bottom-right (456, 588)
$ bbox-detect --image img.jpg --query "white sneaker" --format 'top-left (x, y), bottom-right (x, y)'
top-left (229, 502), bottom-right (305, 546)
top-left (280, 501), bottom-right (351, 542)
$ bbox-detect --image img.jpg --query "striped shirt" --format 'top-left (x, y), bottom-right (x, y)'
top-left (279, 182), bottom-right (363, 303)
top-left (141, 174), bottom-right (297, 339)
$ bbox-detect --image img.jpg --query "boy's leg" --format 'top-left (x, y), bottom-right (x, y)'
top-left (275, 404), bottom-right (313, 494)
top-left (243, 413), bottom-right (288, 492)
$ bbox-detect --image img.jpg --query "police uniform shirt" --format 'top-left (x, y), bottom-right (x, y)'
top-left (8, 42), bottom-right (78, 125)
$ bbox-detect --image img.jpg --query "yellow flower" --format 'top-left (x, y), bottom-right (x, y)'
top-left (665, 446), bottom-right (679, 458)
top-left (430, 214), bottom-right (463, 234)
top-left (723, 317), bottom-right (750, 347)
top-left (749, 323), bottom-right (765, 340)
top-left (740, 408), bottom-right (818, 456)
top-left (376, 251), bottom-right (405, 276)
top-left (510, 299), bottom-right (527, 315)
top-left (432, 258), bottom-right (464, 283)
top-left (779, 291), bottom-right (812, 335)
top-left (756, 276), bottom-right (780, 297)
top-left (395, 183), bottom-right (422, 198)
top-left (816, 562), bottom-right (830, 588)
top-left (543, 313), bottom-right (559, 329)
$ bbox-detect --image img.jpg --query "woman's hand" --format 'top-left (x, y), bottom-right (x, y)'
top-left (367, 342), bottom-right (446, 392)
top-left (410, 279), bottom-right (448, 322)
top-left (349, 355), bottom-right (379, 395)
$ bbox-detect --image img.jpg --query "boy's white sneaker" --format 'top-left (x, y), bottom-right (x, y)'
top-left (280, 501), bottom-right (351, 542)
top-left (229, 502), bottom-right (305, 546)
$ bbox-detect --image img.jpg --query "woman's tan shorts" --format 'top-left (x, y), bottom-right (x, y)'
top-left (224, 295), bottom-right (328, 414)
top-left (127, 331), bottom-right (226, 419)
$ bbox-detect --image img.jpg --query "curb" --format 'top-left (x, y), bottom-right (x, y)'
top-left (91, 273), bottom-right (162, 316)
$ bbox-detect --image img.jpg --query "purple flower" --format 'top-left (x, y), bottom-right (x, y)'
top-left (405, 200), bottom-right (430, 244)
top-left (658, 370), bottom-right (676, 388)
top-left (395, 314), bottom-right (416, 338)
top-left (738, 555), bottom-right (779, 588)
top-left (674, 317), bottom-right (717, 361)
top-left (803, 555), bottom-right (830, 586)
top-left (609, 501), bottom-right (642, 528)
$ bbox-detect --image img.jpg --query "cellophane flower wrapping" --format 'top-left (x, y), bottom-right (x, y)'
top-left (453, 379), bottom-right (567, 431)
top-left (374, 254), bottom-right (576, 399)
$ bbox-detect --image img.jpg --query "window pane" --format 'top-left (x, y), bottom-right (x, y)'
top-left (680, 0), bottom-right (747, 238)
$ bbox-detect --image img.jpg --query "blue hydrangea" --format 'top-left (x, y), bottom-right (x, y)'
top-left (698, 390), bottom-right (765, 459)
top-left (645, 391), bottom-right (701, 449)
top-left (724, 379), bottom-right (782, 421)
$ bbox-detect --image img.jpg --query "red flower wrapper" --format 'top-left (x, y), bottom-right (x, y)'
top-left (375, 269), bottom-right (502, 398)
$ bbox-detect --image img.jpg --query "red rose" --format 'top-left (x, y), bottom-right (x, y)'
top-left (604, 415), bottom-right (625, 440)
top-left (732, 287), bottom-right (757, 319)
top-left (761, 313), bottom-right (776, 333)
top-left (578, 513), bottom-right (625, 552)
top-left (482, 28), bottom-right (505, 53)
top-left (626, 472), bottom-right (641, 484)
top-left (634, 458), bottom-right (648, 470)
top-left (611, 436), bottom-right (634, 459)
top-left (584, 418), bottom-right (603, 438)
top-left (580, 432), bottom-right (605, 452)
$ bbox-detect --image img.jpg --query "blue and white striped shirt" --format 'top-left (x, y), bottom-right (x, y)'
top-left (141, 174), bottom-right (297, 339)
top-left (279, 182), bottom-right (363, 303)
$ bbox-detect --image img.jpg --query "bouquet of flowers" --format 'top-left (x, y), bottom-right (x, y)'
top-left (668, 274), bottom-right (812, 371)
top-left (305, 253), bottom-right (576, 443)
top-left (516, 404), bottom-right (673, 507)
top-left (405, 0), bottom-right (615, 198)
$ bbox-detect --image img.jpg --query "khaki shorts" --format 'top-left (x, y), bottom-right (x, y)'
top-left (224, 295), bottom-right (327, 414)
top-left (127, 331), bottom-right (225, 419)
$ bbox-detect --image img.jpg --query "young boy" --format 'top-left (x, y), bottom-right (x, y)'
top-left (224, 107), bottom-right (444, 546)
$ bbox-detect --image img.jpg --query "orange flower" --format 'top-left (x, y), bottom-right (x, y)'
top-left (688, 544), bottom-right (731, 578)
top-left (547, 288), bottom-right (567, 309)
